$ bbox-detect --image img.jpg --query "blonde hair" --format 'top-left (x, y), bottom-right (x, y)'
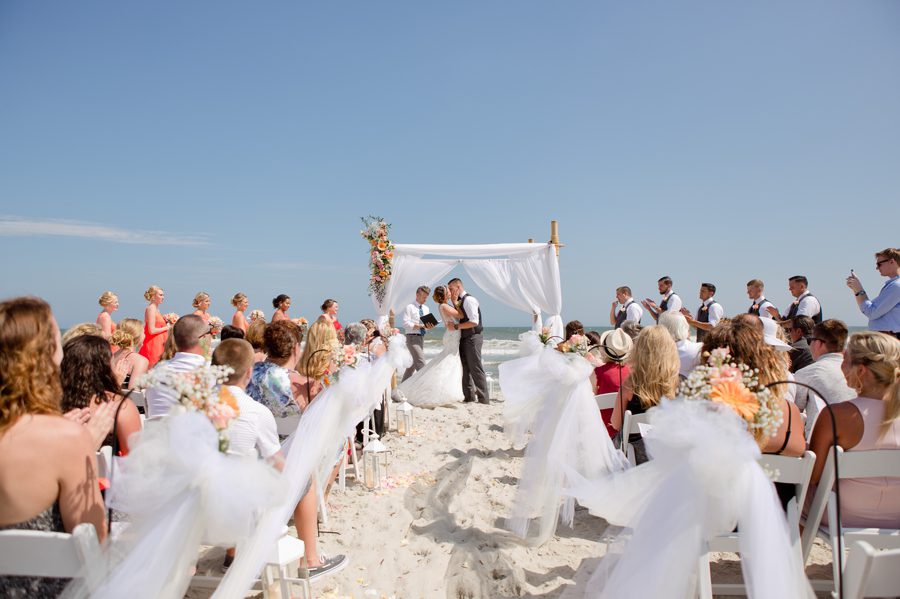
top-left (61, 322), bottom-right (102, 346)
top-left (98, 291), bottom-right (118, 307)
top-left (212, 339), bottom-right (255, 384)
top-left (0, 297), bottom-right (62, 433)
top-left (192, 292), bottom-right (210, 309)
top-left (846, 331), bottom-right (900, 438)
top-left (875, 247), bottom-right (900, 263)
top-left (628, 326), bottom-right (680, 409)
top-left (159, 332), bottom-right (177, 362)
top-left (246, 319), bottom-right (266, 351)
top-left (231, 292), bottom-right (247, 308)
top-left (144, 285), bottom-right (163, 302)
top-left (110, 318), bottom-right (143, 350)
top-left (298, 319), bottom-right (337, 378)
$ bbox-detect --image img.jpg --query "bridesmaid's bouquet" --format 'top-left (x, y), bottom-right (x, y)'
top-left (678, 348), bottom-right (782, 444)
top-left (137, 364), bottom-right (240, 452)
top-left (248, 309), bottom-right (266, 323)
top-left (208, 316), bottom-right (224, 335)
top-left (164, 312), bottom-right (180, 325)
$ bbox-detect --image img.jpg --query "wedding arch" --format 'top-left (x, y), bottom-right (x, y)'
top-left (372, 241), bottom-right (564, 339)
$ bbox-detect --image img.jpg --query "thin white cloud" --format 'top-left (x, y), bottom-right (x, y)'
top-left (0, 216), bottom-right (210, 247)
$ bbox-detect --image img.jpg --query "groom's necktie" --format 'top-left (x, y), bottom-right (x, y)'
top-left (418, 304), bottom-right (425, 335)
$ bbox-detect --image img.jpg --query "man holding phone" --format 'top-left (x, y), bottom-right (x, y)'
top-left (847, 248), bottom-right (900, 338)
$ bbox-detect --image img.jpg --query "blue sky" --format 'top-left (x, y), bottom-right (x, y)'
top-left (1, 0), bottom-right (898, 328)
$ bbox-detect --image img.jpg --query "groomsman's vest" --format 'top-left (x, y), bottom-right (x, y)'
top-left (458, 294), bottom-right (483, 338)
top-left (696, 300), bottom-right (717, 343)
top-left (660, 293), bottom-right (679, 312)
top-left (786, 294), bottom-right (823, 324)
top-left (748, 298), bottom-right (770, 316)
top-left (615, 300), bottom-right (635, 329)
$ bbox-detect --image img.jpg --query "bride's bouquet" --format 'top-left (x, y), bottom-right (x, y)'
top-left (678, 348), bottom-right (783, 445)
top-left (137, 364), bottom-right (240, 451)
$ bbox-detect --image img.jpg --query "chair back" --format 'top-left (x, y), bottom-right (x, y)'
top-left (96, 445), bottom-right (113, 480)
top-left (759, 451), bottom-right (816, 515)
top-left (594, 392), bottom-right (619, 411)
top-left (275, 415), bottom-right (301, 437)
top-left (0, 523), bottom-right (102, 584)
top-left (622, 410), bottom-right (652, 466)
top-left (127, 390), bottom-right (147, 411)
top-left (843, 540), bottom-right (900, 599)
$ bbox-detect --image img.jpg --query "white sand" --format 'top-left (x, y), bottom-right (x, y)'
top-left (191, 398), bottom-right (835, 598)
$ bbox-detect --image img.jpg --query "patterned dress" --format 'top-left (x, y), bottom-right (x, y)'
top-left (0, 503), bottom-right (69, 597)
top-left (246, 362), bottom-right (301, 418)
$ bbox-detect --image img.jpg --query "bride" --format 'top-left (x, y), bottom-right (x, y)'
top-left (399, 285), bottom-right (465, 407)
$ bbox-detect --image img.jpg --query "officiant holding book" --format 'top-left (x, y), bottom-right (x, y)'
top-left (402, 285), bottom-right (435, 381)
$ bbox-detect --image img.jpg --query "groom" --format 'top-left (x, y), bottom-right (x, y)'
top-left (448, 278), bottom-right (490, 404)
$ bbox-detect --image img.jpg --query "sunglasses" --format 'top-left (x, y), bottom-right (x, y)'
top-left (876, 259), bottom-right (891, 267)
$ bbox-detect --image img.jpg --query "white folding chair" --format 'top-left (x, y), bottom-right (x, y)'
top-left (842, 540), bottom-right (900, 599)
top-left (338, 437), bottom-right (360, 491)
top-left (126, 389), bottom-right (146, 412)
top-left (594, 392), bottom-right (618, 411)
top-left (621, 410), bottom-right (652, 466)
top-left (96, 445), bottom-right (113, 481)
top-left (0, 523), bottom-right (103, 591)
top-left (261, 526), bottom-right (311, 599)
top-left (696, 451), bottom-right (817, 598)
top-left (800, 447), bottom-right (900, 593)
top-left (275, 414), bottom-right (301, 437)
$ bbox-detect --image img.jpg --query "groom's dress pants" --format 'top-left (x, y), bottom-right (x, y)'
top-left (403, 334), bottom-right (426, 381)
top-left (460, 332), bottom-right (489, 403)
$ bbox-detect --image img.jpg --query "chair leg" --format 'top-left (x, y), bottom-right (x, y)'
top-left (279, 564), bottom-right (291, 599)
top-left (349, 437), bottom-right (360, 480)
top-left (697, 551), bottom-right (713, 599)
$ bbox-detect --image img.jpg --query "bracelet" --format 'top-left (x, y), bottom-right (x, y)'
top-left (855, 290), bottom-right (866, 297)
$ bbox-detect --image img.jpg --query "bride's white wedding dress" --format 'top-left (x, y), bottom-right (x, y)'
top-left (399, 311), bottom-right (464, 408)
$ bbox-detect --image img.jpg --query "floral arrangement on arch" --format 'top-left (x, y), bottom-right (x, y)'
top-left (678, 348), bottom-right (783, 445)
top-left (361, 216), bottom-right (394, 304)
top-left (558, 334), bottom-right (602, 367)
top-left (136, 364), bottom-right (240, 452)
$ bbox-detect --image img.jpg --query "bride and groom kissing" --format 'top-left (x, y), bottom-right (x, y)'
top-left (399, 278), bottom-right (490, 407)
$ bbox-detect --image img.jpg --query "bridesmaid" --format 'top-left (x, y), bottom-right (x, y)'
top-left (272, 294), bottom-right (292, 322)
top-left (231, 292), bottom-right (249, 333)
top-left (192, 292), bottom-right (213, 359)
top-left (96, 291), bottom-right (119, 340)
top-left (138, 285), bottom-right (169, 367)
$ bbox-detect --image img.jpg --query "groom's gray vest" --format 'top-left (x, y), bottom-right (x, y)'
top-left (458, 293), bottom-right (483, 338)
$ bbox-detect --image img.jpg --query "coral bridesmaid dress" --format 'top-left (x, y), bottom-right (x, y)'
top-left (138, 312), bottom-right (168, 367)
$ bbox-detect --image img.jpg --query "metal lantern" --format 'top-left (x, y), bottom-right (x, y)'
top-left (485, 373), bottom-right (495, 399)
top-left (362, 433), bottom-right (390, 490)
top-left (396, 399), bottom-right (414, 437)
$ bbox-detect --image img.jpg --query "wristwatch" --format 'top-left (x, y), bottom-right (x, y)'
top-left (855, 290), bottom-right (866, 297)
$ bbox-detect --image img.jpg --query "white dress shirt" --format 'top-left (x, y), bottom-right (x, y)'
top-left (402, 301), bottom-right (430, 335)
top-left (793, 291), bottom-right (822, 318)
top-left (226, 385), bottom-right (281, 459)
top-left (699, 298), bottom-right (724, 326)
top-left (461, 294), bottom-right (480, 326)
top-left (618, 300), bottom-right (644, 323)
top-left (660, 291), bottom-right (682, 313)
top-left (793, 353), bottom-right (856, 438)
top-left (145, 352), bottom-right (207, 418)
top-left (750, 295), bottom-right (775, 319)
top-left (676, 340), bottom-right (703, 378)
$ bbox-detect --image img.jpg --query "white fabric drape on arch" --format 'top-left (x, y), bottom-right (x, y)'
top-left (373, 242), bottom-right (563, 339)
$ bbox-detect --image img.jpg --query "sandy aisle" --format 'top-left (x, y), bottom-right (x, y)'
top-left (192, 398), bottom-right (835, 598)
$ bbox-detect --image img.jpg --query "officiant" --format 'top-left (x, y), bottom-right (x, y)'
top-left (401, 285), bottom-right (435, 381)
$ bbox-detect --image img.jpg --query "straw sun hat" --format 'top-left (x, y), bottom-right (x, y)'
top-left (598, 328), bottom-right (633, 363)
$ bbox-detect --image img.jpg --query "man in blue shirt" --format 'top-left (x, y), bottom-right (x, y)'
top-left (847, 247), bottom-right (900, 338)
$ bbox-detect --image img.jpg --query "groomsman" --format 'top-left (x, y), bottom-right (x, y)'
top-left (682, 282), bottom-right (724, 342)
top-left (401, 285), bottom-right (435, 381)
top-left (641, 276), bottom-right (682, 322)
top-left (768, 275), bottom-right (823, 325)
top-left (609, 286), bottom-right (643, 329)
top-left (746, 279), bottom-right (776, 319)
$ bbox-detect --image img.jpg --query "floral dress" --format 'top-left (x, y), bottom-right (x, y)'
top-left (246, 362), bottom-right (301, 418)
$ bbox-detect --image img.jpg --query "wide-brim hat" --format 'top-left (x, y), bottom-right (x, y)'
top-left (599, 328), bottom-right (633, 362)
top-left (761, 317), bottom-right (791, 352)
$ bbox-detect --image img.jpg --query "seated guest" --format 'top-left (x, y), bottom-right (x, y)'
top-left (808, 331), bottom-right (900, 527)
top-left (768, 275), bottom-right (823, 325)
top-left (594, 329), bottom-right (633, 438)
top-left (61, 322), bottom-right (102, 346)
top-left (343, 322), bottom-right (367, 348)
top-left (611, 326), bottom-right (680, 464)
top-left (360, 319), bottom-right (386, 358)
top-left (211, 339), bottom-right (346, 577)
top-left (619, 319), bottom-right (642, 340)
top-left (702, 317), bottom-right (805, 457)
top-left (681, 282), bottom-right (724, 343)
top-left (794, 319), bottom-right (856, 438)
top-left (61, 335), bottom-right (142, 455)
top-left (247, 321), bottom-right (304, 417)
top-left (659, 311), bottom-right (703, 378)
top-left (110, 318), bottom-right (150, 390)
top-left (746, 279), bottom-right (777, 319)
top-left (847, 247), bottom-right (900, 338)
top-left (144, 315), bottom-right (210, 418)
top-left (296, 319), bottom-right (339, 408)
top-left (0, 297), bottom-right (108, 597)
top-left (786, 315), bottom-right (815, 373)
top-left (96, 291), bottom-right (119, 340)
top-left (609, 286), bottom-right (643, 329)
top-left (245, 319), bottom-right (267, 363)
top-left (557, 320), bottom-right (584, 350)
top-left (219, 325), bottom-right (245, 342)
top-left (230, 292), bottom-right (249, 333)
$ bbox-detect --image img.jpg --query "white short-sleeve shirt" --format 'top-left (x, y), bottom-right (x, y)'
top-left (227, 385), bottom-right (281, 459)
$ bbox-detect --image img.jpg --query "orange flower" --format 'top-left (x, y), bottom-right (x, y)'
top-left (379, 270), bottom-right (387, 277)
top-left (377, 241), bottom-right (387, 251)
top-left (370, 239), bottom-right (377, 246)
top-left (709, 380), bottom-right (759, 421)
